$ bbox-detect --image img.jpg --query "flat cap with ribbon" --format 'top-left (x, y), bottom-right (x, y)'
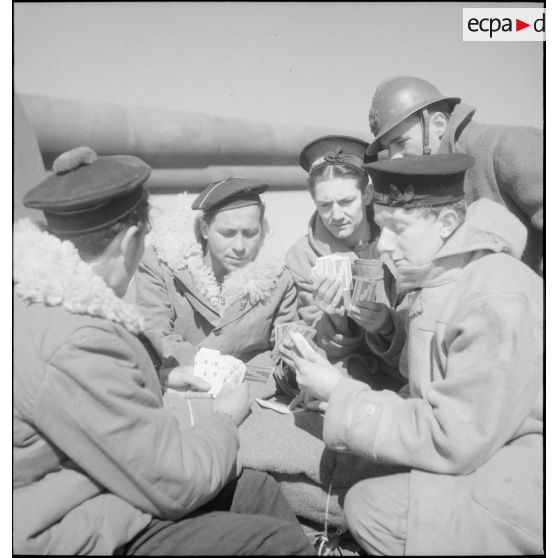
top-left (191, 177), bottom-right (269, 213)
top-left (365, 153), bottom-right (475, 207)
top-left (299, 135), bottom-right (369, 175)
top-left (23, 146), bottom-right (151, 235)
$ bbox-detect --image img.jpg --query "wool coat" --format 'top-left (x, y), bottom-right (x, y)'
top-left (285, 206), bottom-right (403, 393)
top-left (323, 199), bottom-right (543, 555)
top-left (439, 102), bottom-right (543, 270)
top-left (133, 194), bottom-right (298, 395)
top-left (13, 219), bottom-right (240, 555)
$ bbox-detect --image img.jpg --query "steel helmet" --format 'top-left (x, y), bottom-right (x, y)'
top-left (366, 76), bottom-right (461, 156)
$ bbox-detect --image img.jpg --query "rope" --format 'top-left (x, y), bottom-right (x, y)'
top-left (186, 399), bottom-right (195, 427)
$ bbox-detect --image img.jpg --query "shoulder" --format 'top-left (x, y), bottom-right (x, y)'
top-left (285, 234), bottom-right (314, 276)
top-left (460, 120), bottom-right (541, 152)
top-left (138, 245), bottom-right (173, 281)
top-left (16, 299), bottom-right (133, 361)
top-left (455, 253), bottom-right (542, 319)
top-left (276, 266), bottom-right (297, 291)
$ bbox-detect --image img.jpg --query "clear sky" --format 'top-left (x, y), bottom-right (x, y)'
top-left (14, 1), bottom-right (544, 140)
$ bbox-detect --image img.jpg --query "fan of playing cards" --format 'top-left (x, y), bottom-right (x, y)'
top-left (272, 321), bottom-right (317, 364)
top-left (193, 348), bottom-right (247, 397)
top-left (312, 254), bottom-right (386, 307)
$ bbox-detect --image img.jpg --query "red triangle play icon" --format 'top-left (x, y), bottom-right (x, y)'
top-left (516, 19), bottom-right (530, 31)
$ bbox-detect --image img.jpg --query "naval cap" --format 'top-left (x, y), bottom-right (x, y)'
top-left (191, 177), bottom-right (269, 213)
top-left (365, 153), bottom-right (475, 207)
top-left (23, 146), bottom-right (151, 235)
top-left (300, 135), bottom-right (369, 175)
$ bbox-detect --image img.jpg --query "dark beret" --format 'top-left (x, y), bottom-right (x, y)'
top-left (23, 146), bottom-right (151, 234)
top-left (191, 177), bottom-right (269, 213)
top-left (365, 153), bottom-right (475, 207)
top-left (299, 135), bottom-right (369, 174)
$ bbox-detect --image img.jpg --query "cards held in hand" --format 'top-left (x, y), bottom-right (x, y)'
top-left (352, 258), bottom-right (384, 280)
top-left (352, 258), bottom-right (392, 306)
top-left (272, 321), bottom-right (317, 364)
top-left (314, 254), bottom-right (353, 289)
top-left (193, 348), bottom-right (246, 397)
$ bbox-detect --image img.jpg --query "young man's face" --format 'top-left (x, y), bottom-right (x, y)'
top-left (312, 177), bottom-right (368, 242)
top-left (373, 204), bottom-right (445, 270)
top-left (380, 114), bottom-right (445, 159)
top-left (202, 204), bottom-right (264, 277)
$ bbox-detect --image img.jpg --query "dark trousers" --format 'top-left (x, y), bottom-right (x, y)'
top-left (122, 469), bottom-right (315, 555)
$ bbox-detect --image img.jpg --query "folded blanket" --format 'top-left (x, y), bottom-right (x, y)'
top-left (274, 474), bottom-right (347, 529)
top-left (163, 389), bottom-right (402, 527)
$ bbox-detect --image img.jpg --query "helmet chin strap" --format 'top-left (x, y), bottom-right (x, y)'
top-left (420, 108), bottom-right (431, 155)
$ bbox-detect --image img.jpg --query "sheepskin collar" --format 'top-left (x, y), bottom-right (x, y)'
top-left (148, 193), bottom-right (286, 313)
top-left (14, 219), bottom-right (145, 334)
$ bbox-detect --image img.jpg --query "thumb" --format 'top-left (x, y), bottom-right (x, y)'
top-left (186, 375), bottom-right (212, 392)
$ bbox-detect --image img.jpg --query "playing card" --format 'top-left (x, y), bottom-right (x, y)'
top-left (255, 397), bottom-right (304, 414)
top-left (244, 364), bottom-right (274, 383)
top-left (290, 330), bottom-right (318, 359)
top-left (272, 322), bottom-right (317, 363)
top-left (315, 254), bottom-right (353, 289)
top-left (353, 258), bottom-right (384, 280)
top-left (351, 277), bottom-right (377, 305)
top-left (194, 348), bottom-right (246, 397)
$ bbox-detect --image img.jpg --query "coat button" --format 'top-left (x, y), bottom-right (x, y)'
top-left (214, 329), bottom-right (222, 336)
top-left (365, 404), bottom-right (376, 415)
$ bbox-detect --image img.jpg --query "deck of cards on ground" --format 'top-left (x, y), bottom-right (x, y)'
top-left (193, 347), bottom-right (246, 397)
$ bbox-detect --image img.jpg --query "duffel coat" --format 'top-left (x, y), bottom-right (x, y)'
top-left (13, 219), bottom-right (240, 555)
top-left (133, 194), bottom-right (298, 372)
top-left (323, 199), bottom-right (543, 555)
top-left (439, 102), bottom-right (543, 270)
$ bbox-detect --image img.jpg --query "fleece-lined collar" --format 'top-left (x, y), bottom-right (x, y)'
top-left (148, 193), bottom-right (286, 314)
top-left (13, 219), bottom-right (145, 334)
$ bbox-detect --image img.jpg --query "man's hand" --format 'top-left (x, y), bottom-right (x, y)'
top-left (289, 333), bottom-right (343, 402)
top-left (288, 391), bottom-right (328, 413)
top-left (165, 366), bottom-right (212, 392)
top-left (312, 275), bottom-right (347, 319)
top-left (347, 301), bottom-right (393, 336)
top-left (214, 382), bottom-right (251, 427)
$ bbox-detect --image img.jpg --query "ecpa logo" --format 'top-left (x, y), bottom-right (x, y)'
top-left (463, 8), bottom-right (545, 41)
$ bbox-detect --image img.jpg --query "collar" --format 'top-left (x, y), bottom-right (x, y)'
top-left (14, 219), bottom-right (145, 334)
top-left (438, 102), bottom-right (477, 154)
top-left (148, 193), bottom-right (286, 313)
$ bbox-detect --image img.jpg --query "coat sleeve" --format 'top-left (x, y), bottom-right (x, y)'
top-left (35, 326), bottom-right (240, 520)
top-left (493, 126), bottom-right (543, 232)
top-left (134, 248), bottom-right (199, 366)
top-left (324, 292), bottom-right (542, 474)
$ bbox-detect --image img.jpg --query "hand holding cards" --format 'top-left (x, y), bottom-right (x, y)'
top-left (272, 321), bottom-right (317, 365)
top-left (351, 258), bottom-right (385, 306)
top-left (193, 348), bottom-right (246, 397)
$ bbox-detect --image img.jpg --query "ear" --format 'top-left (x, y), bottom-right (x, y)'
top-left (119, 225), bottom-right (141, 260)
top-left (436, 208), bottom-right (460, 239)
top-left (363, 182), bottom-right (374, 205)
top-left (430, 111), bottom-right (448, 140)
top-left (199, 218), bottom-right (209, 240)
